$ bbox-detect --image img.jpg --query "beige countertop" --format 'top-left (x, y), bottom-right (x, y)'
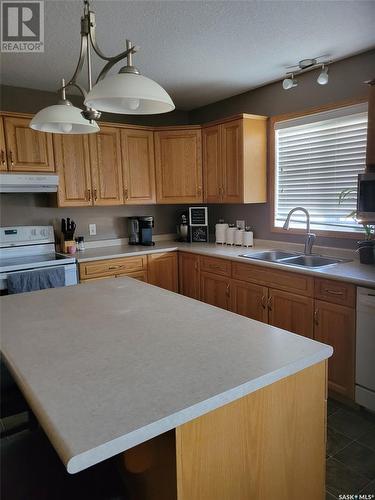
top-left (76, 239), bottom-right (375, 288)
top-left (1, 277), bottom-right (332, 474)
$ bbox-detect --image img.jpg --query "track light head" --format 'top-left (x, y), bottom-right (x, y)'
top-left (317, 65), bottom-right (329, 85)
top-left (282, 75), bottom-right (298, 90)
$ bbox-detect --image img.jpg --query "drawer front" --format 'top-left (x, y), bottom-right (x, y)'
top-left (314, 278), bottom-right (355, 307)
top-left (232, 262), bottom-right (314, 297)
top-left (79, 255), bottom-right (147, 280)
top-left (200, 256), bottom-right (231, 277)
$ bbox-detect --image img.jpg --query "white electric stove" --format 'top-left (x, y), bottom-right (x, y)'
top-left (0, 226), bottom-right (77, 292)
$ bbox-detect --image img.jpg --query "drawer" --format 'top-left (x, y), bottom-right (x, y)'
top-left (232, 262), bottom-right (314, 297)
top-left (200, 256), bottom-right (231, 277)
top-left (314, 278), bottom-right (356, 307)
top-left (79, 255), bottom-right (147, 280)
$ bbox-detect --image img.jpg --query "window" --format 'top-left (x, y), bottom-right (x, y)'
top-left (273, 103), bottom-right (368, 233)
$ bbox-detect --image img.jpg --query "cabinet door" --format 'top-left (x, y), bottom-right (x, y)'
top-left (148, 252), bottom-right (178, 292)
top-left (179, 252), bottom-right (200, 300)
top-left (121, 128), bottom-right (156, 204)
top-left (230, 279), bottom-right (268, 323)
top-left (4, 116), bottom-right (55, 172)
top-left (314, 300), bottom-right (355, 399)
top-left (155, 129), bottom-right (203, 204)
top-left (54, 134), bottom-right (93, 207)
top-left (202, 125), bottom-right (222, 203)
top-left (268, 288), bottom-right (314, 338)
top-left (221, 120), bottom-right (243, 203)
top-left (0, 117), bottom-right (7, 171)
top-left (200, 272), bottom-right (230, 310)
top-left (89, 126), bottom-right (123, 206)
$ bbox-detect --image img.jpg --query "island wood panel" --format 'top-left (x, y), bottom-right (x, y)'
top-left (3, 115), bottom-right (55, 172)
top-left (79, 255), bottom-right (147, 280)
top-left (232, 262), bottom-right (314, 297)
top-left (178, 252), bottom-right (200, 300)
top-left (314, 300), bottom-right (355, 399)
top-left (54, 134), bottom-right (93, 207)
top-left (176, 361), bottom-right (327, 500)
top-left (230, 279), bottom-right (268, 323)
top-left (200, 255), bottom-right (231, 277)
top-left (221, 119), bottom-right (243, 203)
top-left (155, 129), bottom-right (203, 204)
top-left (200, 272), bottom-right (230, 310)
top-left (268, 289), bottom-right (314, 338)
top-left (147, 252), bottom-right (178, 292)
top-left (121, 128), bottom-right (156, 204)
top-left (314, 278), bottom-right (356, 308)
top-left (89, 126), bottom-right (123, 206)
top-left (202, 125), bottom-right (222, 203)
top-left (0, 117), bottom-right (7, 171)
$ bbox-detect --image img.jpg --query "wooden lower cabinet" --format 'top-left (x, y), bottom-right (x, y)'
top-left (230, 279), bottom-right (268, 322)
top-left (147, 252), bottom-right (178, 293)
top-left (178, 252), bottom-right (200, 300)
top-left (268, 288), bottom-right (314, 338)
top-left (200, 272), bottom-right (230, 310)
top-left (314, 300), bottom-right (355, 399)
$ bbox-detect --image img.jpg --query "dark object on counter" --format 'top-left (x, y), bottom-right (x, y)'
top-left (75, 236), bottom-right (85, 251)
top-left (61, 218), bottom-right (76, 241)
top-left (358, 240), bottom-right (375, 265)
top-left (128, 216), bottom-right (155, 246)
top-left (177, 212), bottom-right (189, 242)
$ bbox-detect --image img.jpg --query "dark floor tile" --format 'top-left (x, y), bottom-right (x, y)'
top-left (328, 408), bottom-right (375, 440)
top-left (335, 441), bottom-right (375, 480)
top-left (357, 425), bottom-right (375, 452)
top-left (327, 398), bottom-right (347, 416)
top-left (327, 427), bottom-right (352, 457)
top-left (360, 479), bottom-right (375, 494)
top-left (326, 457), bottom-right (370, 496)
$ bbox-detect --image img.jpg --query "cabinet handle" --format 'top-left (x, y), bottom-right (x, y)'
top-left (324, 289), bottom-right (344, 296)
top-left (9, 150), bottom-right (14, 167)
top-left (267, 296), bottom-right (273, 311)
top-left (94, 188), bottom-right (98, 201)
top-left (261, 295), bottom-right (267, 309)
top-left (197, 186), bottom-right (202, 196)
top-left (87, 189), bottom-right (91, 201)
top-left (1, 150), bottom-right (5, 166)
top-left (226, 283), bottom-right (230, 297)
top-left (124, 188), bottom-right (129, 200)
top-left (314, 309), bottom-right (319, 326)
top-left (194, 261), bottom-right (199, 272)
top-left (109, 265), bottom-right (122, 270)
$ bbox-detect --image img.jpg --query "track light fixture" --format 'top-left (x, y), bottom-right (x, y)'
top-left (282, 57), bottom-right (331, 91)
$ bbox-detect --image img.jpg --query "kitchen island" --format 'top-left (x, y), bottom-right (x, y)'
top-left (0, 277), bottom-right (332, 500)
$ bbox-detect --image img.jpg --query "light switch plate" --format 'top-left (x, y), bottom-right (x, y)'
top-left (89, 223), bottom-right (96, 236)
top-left (236, 220), bottom-right (245, 230)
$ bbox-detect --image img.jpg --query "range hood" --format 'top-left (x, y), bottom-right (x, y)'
top-left (0, 174), bottom-right (59, 193)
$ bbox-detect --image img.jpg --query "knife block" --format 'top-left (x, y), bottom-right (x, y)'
top-left (61, 236), bottom-right (76, 253)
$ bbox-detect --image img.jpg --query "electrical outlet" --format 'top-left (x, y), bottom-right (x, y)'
top-left (236, 220), bottom-right (245, 230)
top-left (89, 223), bottom-right (96, 236)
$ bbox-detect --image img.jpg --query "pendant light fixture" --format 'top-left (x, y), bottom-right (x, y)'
top-left (317, 65), bottom-right (329, 85)
top-left (30, 0), bottom-right (174, 134)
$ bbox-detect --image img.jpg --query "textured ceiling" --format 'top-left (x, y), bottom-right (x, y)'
top-left (1, 0), bottom-right (375, 110)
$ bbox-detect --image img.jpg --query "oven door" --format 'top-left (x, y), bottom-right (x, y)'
top-left (0, 263), bottom-right (78, 293)
top-left (357, 173), bottom-right (375, 222)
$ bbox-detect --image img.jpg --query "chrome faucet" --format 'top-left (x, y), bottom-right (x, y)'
top-left (283, 207), bottom-right (316, 255)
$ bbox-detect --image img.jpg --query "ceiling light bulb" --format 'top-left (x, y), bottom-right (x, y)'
top-left (317, 66), bottom-right (329, 85)
top-left (282, 76), bottom-right (298, 90)
top-left (59, 122), bottom-right (73, 133)
top-left (122, 98), bottom-right (140, 111)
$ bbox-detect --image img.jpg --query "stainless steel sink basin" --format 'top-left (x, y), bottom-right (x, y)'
top-left (241, 250), bottom-right (299, 262)
top-left (240, 250), bottom-right (351, 268)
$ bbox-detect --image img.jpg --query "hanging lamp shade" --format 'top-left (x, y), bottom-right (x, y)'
top-left (30, 103), bottom-right (99, 134)
top-left (84, 72), bottom-right (175, 115)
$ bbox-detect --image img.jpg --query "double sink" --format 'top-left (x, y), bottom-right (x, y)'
top-left (240, 250), bottom-right (351, 268)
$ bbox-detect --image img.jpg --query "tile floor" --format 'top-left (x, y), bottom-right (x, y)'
top-left (326, 398), bottom-right (375, 499)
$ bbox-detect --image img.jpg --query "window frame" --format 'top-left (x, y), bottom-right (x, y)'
top-left (269, 98), bottom-right (368, 240)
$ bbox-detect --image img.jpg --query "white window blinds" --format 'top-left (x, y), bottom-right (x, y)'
top-left (274, 104), bottom-right (368, 232)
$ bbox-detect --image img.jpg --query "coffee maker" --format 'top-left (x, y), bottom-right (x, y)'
top-left (128, 216), bottom-right (155, 246)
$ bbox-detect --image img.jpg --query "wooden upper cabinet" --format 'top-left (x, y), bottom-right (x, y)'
top-left (202, 115), bottom-right (267, 204)
top-left (54, 134), bottom-right (92, 207)
top-left (148, 252), bottom-right (178, 293)
top-left (202, 125), bottom-right (222, 203)
top-left (268, 288), bottom-right (314, 338)
top-left (3, 115), bottom-right (55, 172)
top-left (200, 272), bottom-right (230, 310)
top-left (179, 252), bottom-right (200, 300)
top-left (155, 128), bottom-right (203, 204)
top-left (230, 279), bottom-right (268, 323)
top-left (121, 128), bottom-right (156, 204)
top-left (314, 300), bottom-right (355, 399)
top-left (89, 125), bottom-right (123, 206)
top-left (0, 117), bottom-right (7, 171)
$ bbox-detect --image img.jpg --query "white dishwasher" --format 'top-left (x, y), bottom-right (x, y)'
top-left (356, 287), bottom-right (375, 412)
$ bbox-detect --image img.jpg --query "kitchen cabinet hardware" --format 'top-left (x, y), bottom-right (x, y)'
top-left (9, 150), bottom-right (14, 167)
top-left (226, 283), bottom-right (230, 297)
top-left (87, 189), bottom-right (91, 201)
top-left (124, 187), bottom-right (129, 200)
top-left (324, 289), bottom-right (344, 296)
top-left (1, 150), bottom-right (5, 166)
top-left (314, 309), bottom-right (319, 326)
top-left (267, 296), bottom-right (273, 311)
top-left (261, 295), bottom-right (267, 309)
top-left (94, 188), bottom-right (98, 201)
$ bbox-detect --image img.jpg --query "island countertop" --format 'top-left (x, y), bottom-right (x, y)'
top-left (0, 277), bottom-right (332, 474)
